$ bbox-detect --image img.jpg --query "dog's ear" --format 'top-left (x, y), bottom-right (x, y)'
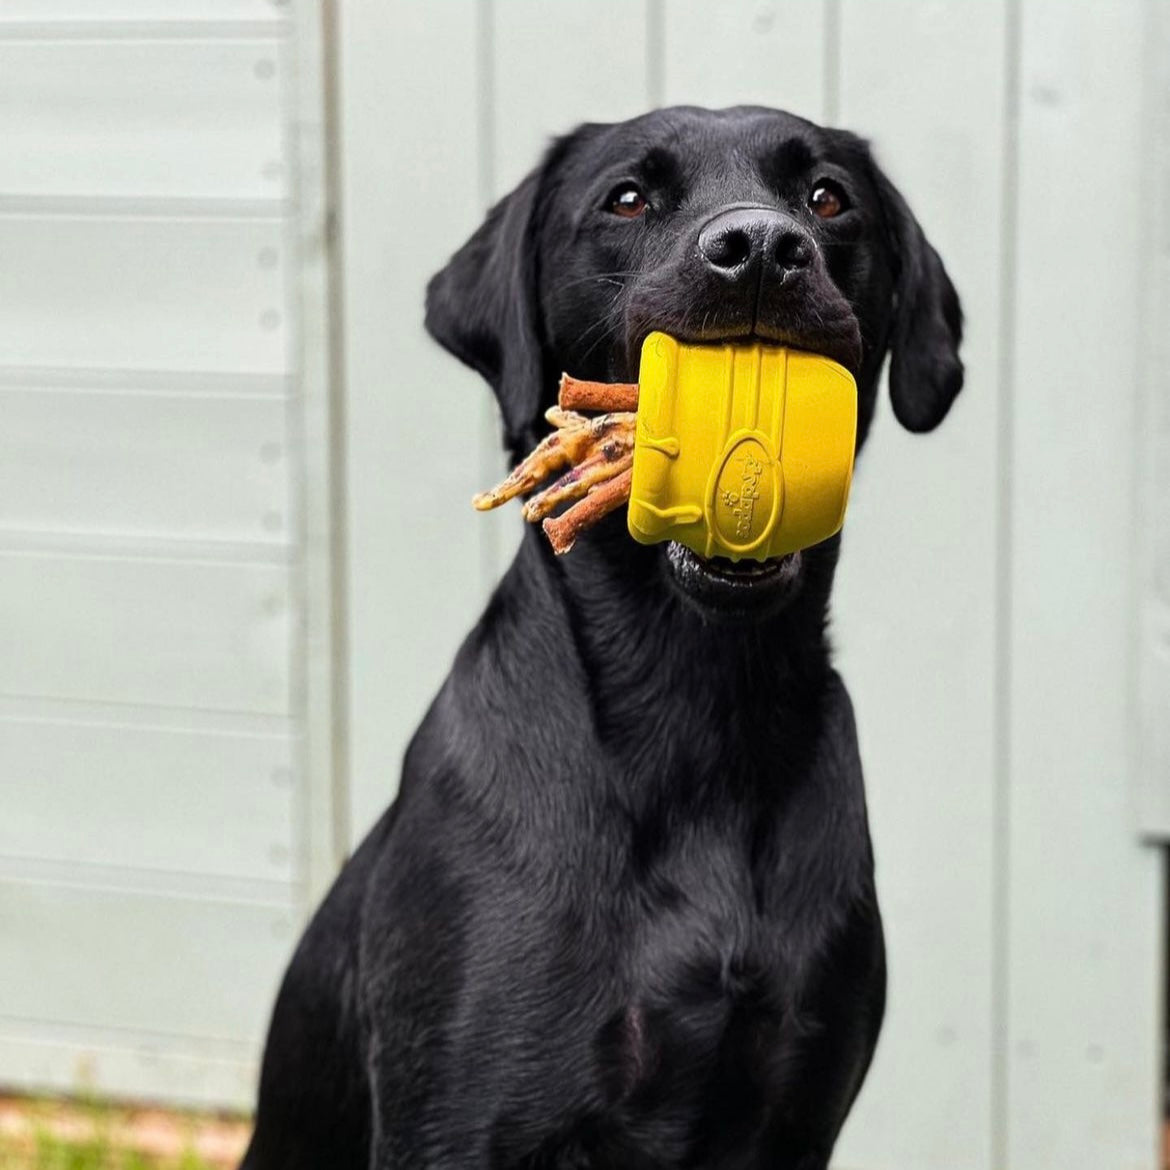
top-left (870, 158), bottom-right (964, 432)
top-left (426, 157), bottom-right (554, 456)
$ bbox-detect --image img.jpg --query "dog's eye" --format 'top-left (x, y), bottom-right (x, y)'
top-left (808, 181), bottom-right (848, 219)
top-left (607, 183), bottom-right (649, 218)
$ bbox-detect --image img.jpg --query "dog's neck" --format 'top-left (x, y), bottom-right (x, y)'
top-left (486, 523), bottom-right (840, 769)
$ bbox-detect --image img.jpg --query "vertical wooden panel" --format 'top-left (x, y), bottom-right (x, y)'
top-left (1135, 0), bottom-right (1170, 837)
top-left (661, 0), bottom-right (829, 122)
top-left (339, 0), bottom-right (486, 841)
top-left (287, 0), bottom-right (346, 916)
top-left (831, 5), bottom-right (1006, 1168)
top-left (1006, 2), bottom-right (1161, 1166)
top-left (491, 0), bottom-right (651, 195)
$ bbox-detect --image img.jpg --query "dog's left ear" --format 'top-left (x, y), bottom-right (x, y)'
top-left (871, 160), bottom-right (965, 432)
top-left (426, 143), bottom-right (565, 457)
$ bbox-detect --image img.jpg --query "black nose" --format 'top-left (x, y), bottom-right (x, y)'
top-left (697, 208), bottom-right (814, 279)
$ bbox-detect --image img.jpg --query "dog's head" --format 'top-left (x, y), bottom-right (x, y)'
top-left (427, 106), bottom-right (963, 618)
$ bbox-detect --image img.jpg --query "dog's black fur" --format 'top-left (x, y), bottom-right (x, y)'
top-left (243, 105), bottom-right (962, 1170)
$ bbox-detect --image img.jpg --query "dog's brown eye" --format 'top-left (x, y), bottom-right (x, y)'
top-left (608, 183), bottom-right (648, 218)
top-left (809, 182), bottom-right (847, 219)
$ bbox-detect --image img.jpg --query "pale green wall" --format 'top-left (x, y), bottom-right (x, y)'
top-left (0, 2), bottom-right (1163, 1167)
top-left (340, 3), bottom-right (1165, 1168)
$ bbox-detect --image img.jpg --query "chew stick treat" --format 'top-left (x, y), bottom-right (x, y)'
top-left (521, 440), bottom-right (633, 523)
top-left (542, 467), bottom-right (633, 555)
top-left (473, 408), bottom-right (635, 514)
top-left (471, 410), bottom-right (598, 512)
top-left (544, 405), bottom-right (633, 436)
top-left (473, 398), bottom-right (636, 553)
top-left (558, 374), bottom-right (639, 414)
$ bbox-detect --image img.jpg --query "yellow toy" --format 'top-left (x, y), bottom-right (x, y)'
top-left (628, 332), bottom-right (857, 562)
top-left (473, 332), bottom-right (857, 560)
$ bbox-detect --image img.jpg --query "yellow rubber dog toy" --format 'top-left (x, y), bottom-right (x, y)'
top-left (628, 332), bottom-right (857, 562)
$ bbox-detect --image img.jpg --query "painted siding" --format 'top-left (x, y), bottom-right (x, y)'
top-left (341, 2), bottom-right (1163, 1167)
top-left (1137, 0), bottom-right (1170, 841)
top-left (0, 0), bottom-right (1162, 1163)
top-left (830, 5), bottom-right (1006, 1164)
top-left (338, 0), bottom-right (488, 838)
top-left (0, 0), bottom-right (312, 1109)
top-left (1003, 3), bottom-right (1162, 1165)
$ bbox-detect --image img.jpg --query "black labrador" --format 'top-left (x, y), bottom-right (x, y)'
top-left (243, 104), bottom-right (962, 1170)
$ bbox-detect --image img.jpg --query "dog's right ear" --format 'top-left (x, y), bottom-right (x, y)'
top-left (426, 166), bottom-right (548, 458)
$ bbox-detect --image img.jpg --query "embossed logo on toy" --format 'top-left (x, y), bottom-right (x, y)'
top-left (712, 435), bottom-right (778, 551)
top-left (720, 454), bottom-right (764, 539)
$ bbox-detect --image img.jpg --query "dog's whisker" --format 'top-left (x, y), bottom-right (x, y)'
top-left (578, 322), bottom-right (624, 365)
top-left (554, 269), bottom-right (644, 293)
top-left (571, 297), bottom-right (627, 354)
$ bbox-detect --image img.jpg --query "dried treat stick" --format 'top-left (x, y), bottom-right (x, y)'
top-left (545, 406), bottom-right (635, 436)
top-left (558, 374), bottom-right (639, 414)
top-left (473, 410), bottom-right (635, 512)
top-left (542, 468), bottom-right (633, 555)
top-left (471, 414), bottom-right (596, 511)
top-left (521, 444), bottom-right (633, 523)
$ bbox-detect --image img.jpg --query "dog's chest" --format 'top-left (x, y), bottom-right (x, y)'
top-left (596, 825), bottom-right (835, 1119)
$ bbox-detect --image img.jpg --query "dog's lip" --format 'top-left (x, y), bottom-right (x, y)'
top-left (670, 544), bottom-right (787, 583)
top-left (663, 541), bottom-right (804, 612)
top-left (625, 322), bottom-right (861, 378)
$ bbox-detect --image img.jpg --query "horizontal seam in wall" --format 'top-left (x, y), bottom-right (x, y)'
top-left (0, 1013), bottom-right (262, 1057)
top-left (0, 197), bottom-right (292, 221)
top-left (0, 689), bottom-right (293, 724)
top-left (0, 22), bottom-right (290, 43)
top-left (0, 695), bottom-right (298, 737)
top-left (0, 529), bottom-right (298, 564)
top-left (0, 366), bottom-right (294, 394)
top-left (0, 860), bottom-right (296, 909)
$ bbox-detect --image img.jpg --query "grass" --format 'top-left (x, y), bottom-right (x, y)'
top-left (14, 1132), bottom-right (212, 1170)
top-left (0, 1096), bottom-right (246, 1170)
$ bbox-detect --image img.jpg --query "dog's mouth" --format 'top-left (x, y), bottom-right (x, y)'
top-left (662, 541), bottom-right (803, 616)
top-left (621, 319), bottom-right (862, 382)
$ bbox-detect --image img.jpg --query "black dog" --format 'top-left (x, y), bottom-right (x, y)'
top-left (243, 104), bottom-right (962, 1170)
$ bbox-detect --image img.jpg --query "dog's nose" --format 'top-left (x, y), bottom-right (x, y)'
top-left (697, 208), bottom-right (814, 280)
